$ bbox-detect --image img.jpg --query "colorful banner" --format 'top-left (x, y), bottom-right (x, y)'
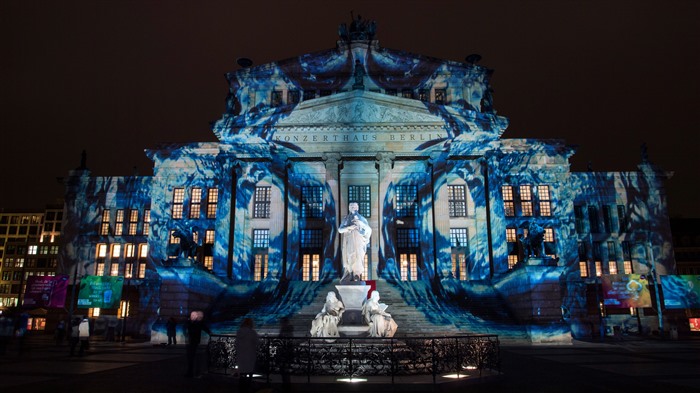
top-left (690, 318), bottom-right (700, 332)
top-left (660, 275), bottom-right (700, 309)
top-left (22, 275), bottom-right (69, 308)
top-left (601, 274), bottom-right (652, 308)
top-left (77, 276), bottom-right (124, 309)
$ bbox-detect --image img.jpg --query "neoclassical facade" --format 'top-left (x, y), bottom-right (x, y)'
top-left (60, 20), bottom-right (675, 341)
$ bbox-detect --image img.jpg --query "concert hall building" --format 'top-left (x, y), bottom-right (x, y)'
top-left (59, 19), bottom-right (676, 342)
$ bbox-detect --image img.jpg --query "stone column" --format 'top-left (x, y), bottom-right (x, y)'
top-left (323, 153), bottom-right (342, 276)
top-left (375, 152), bottom-right (395, 276)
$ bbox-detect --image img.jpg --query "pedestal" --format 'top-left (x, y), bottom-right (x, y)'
top-left (336, 283), bottom-right (371, 335)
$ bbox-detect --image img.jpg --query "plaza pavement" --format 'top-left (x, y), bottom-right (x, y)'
top-left (0, 333), bottom-right (698, 393)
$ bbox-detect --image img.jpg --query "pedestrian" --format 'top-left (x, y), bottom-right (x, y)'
top-left (69, 317), bottom-right (80, 356)
top-left (166, 317), bottom-right (177, 346)
top-left (184, 311), bottom-right (211, 378)
top-left (279, 317), bottom-right (294, 393)
top-left (55, 319), bottom-right (66, 346)
top-left (235, 318), bottom-right (259, 393)
top-left (78, 318), bottom-right (90, 356)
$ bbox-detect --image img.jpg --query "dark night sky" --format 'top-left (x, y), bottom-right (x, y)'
top-left (1, 1), bottom-right (698, 217)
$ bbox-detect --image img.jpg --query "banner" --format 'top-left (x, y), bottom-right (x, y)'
top-left (601, 274), bottom-right (652, 308)
top-left (660, 275), bottom-right (700, 309)
top-left (22, 275), bottom-right (69, 308)
top-left (77, 276), bottom-right (124, 309)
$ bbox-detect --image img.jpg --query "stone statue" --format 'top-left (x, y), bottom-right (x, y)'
top-left (362, 290), bottom-right (397, 337)
top-left (338, 202), bottom-right (371, 281)
top-left (310, 291), bottom-right (345, 338)
top-left (352, 59), bottom-right (365, 90)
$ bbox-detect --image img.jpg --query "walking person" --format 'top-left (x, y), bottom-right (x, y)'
top-left (235, 318), bottom-right (259, 393)
top-left (78, 318), bottom-right (90, 356)
top-left (69, 317), bottom-right (80, 356)
top-left (54, 319), bottom-right (66, 346)
top-left (184, 311), bottom-right (211, 378)
top-left (166, 317), bottom-right (177, 346)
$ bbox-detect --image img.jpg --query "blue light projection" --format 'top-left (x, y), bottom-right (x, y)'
top-left (60, 22), bottom-right (675, 341)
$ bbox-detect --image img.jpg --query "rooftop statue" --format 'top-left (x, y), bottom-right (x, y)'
top-left (338, 12), bottom-right (376, 41)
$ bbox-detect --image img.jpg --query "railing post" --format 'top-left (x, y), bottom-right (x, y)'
top-left (307, 337), bottom-right (311, 383)
top-left (390, 337), bottom-right (395, 385)
top-left (348, 337), bottom-right (354, 377)
top-left (432, 338), bottom-right (436, 385)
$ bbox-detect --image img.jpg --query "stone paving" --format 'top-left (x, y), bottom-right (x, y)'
top-left (0, 333), bottom-right (698, 392)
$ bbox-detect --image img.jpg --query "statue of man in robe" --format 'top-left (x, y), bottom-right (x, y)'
top-left (338, 202), bottom-right (371, 281)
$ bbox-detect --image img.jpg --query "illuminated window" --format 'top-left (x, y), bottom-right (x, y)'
top-left (96, 262), bottom-right (105, 276)
top-left (502, 186), bottom-right (514, 217)
top-left (506, 227), bottom-right (517, 242)
top-left (348, 185), bottom-right (371, 217)
top-left (538, 185), bottom-right (552, 216)
top-left (301, 186), bottom-right (323, 218)
top-left (253, 254), bottom-right (268, 281)
top-left (301, 253), bottom-right (320, 281)
top-left (111, 244), bottom-right (121, 258)
top-left (401, 89), bottom-right (414, 99)
top-left (205, 230), bottom-right (215, 244)
top-left (300, 229), bottom-right (322, 281)
top-left (579, 261), bottom-right (589, 277)
top-left (544, 228), bottom-right (554, 242)
top-left (143, 209), bottom-right (151, 236)
top-left (203, 256), bottom-right (213, 270)
top-left (138, 243), bottom-right (148, 258)
top-left (137, 263), bottom-right (146, 279)
top-left (189, 188), bottom-right (202, 219)
top-left (206, 189), bottom-right (218, 219)
top-left (254, 187), bottom-right (271, 218)
top-left (418, 89), bottom-right (429, 102)
top-left (623, 260), bottom-right (633, 274)
top-left (508, 255), bottom-right (519, 269)
top-left (448, 185), bottom-right (467, 217)
top-left (125, 263), bottom-right (133, 279)
top-left (595, 261), bottom-right (603, 277)
top-left (520, 185), bottom-right (533, 216)
top-left (115, 209), bottom-right (124, 236)
top-left (100, 209), bottom-right (110, 236)
top-left (449, 228), bottom-right (468, 248)
top-left (399, 253), bottom-right (418, 281)
top-left (28, 245), bottom-right (38, 255)
top-left (125, 243), bottom-right (135, 258)
top-left (271, 90), bottom-right (283, 107)
top-left (434, 88), bottom-right (446, 104)
top-left (396, 185), bottom-right (418, 217)
top-left (97, 244), bottom-right (108, 258)
top-left (253, 229), bottom-right (269, 248)
top-left (169, 230), bottom-right (180, 244)
top-left (110, 263), bottom-right (119, 276)
top-left (128, 210), bottom-right (138, 235)
top-left (608, 261), bottom-right (618, 275)
top-left (172, 188), bottom-right (185, 219)
top-left (451, 253), bottom-right (467, 280)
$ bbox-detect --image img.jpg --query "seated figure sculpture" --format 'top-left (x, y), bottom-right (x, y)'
top-left (362, 290), bottom-right (398, 337)
top-left (310, 292), bottom-right (345, 338)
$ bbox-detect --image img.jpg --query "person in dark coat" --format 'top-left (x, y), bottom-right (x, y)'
top-left (184, 311), bottom-right (211, 378)
top-left (166, 317), bottom-right (177, 345)
top-left (235, 318), bottom-right (259, 393)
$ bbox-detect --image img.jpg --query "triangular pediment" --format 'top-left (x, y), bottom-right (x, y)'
top-left (276, 90), bottom-right (446, 127)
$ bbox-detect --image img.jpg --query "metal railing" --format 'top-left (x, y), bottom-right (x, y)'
top-left (208, 334), bottom-right (500, 383)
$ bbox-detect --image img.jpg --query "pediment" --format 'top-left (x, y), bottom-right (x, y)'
top-left (276, 90), bottom-right (445, 127)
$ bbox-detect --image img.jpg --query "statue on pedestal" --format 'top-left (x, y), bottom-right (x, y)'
top-left (338, 202), bottom-right (371, 281)
top-left (362, 291), bottom-right (398, 337)
top-left (310, 292), bottom-right (345, 338)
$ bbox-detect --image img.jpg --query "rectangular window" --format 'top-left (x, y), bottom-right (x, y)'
top-left (172, 188), bottom-right (185, 219)
top-left (348, 185), bottom-right (371, 217)
top-left (125, 243), bottom-right (135, 258)
top-left (28, 245), bottom-right (38, 255)
top-left (97, 243), bottom-right (108, 258)
top-left (301, 253), bottom-right (320, 281)
top-left (623, 260), bottom-right (633, 274)
top-left (401, 89), bottom-right (414, 99)
top-left (595, 261), bottom-right (603, 277)
top-left (449, 228), bottom-right (468, 248)
top-left (617, 205), bottom-right (628, 232)
top-left (253, 254), bottom-right (269, 281)
top-left (502, 186), bottom-right (515, 217)
top-left (115, 209), bottom-right (124, 236)
top-left (451, 253), bottom-right (467, 280)
top-left (448, 185), bottom-right (467, 217)
top-left (544, 228), bottom-right (555, 243)
top-left (271, 90), bottom-right (283, 107)
top-left (418, 89), bottom-right (429, 102)
top-left (143, 209), bottom-right (151, 236)
top-left (253, 229), bottom-right (269, 248)
top-left (100, 209), bottom-right (110, 236)
top-left (319, 89), bottom-right (332, 97)
top-left (110, 263), bottom-right (119, 276)
top-left (96, 262), bottom-right (105, 276)
top-left (579, 261), bottom-right (589, 277)
top-left (138, 243), bottom-right (148, 258)
top-left (206, 189), bottom-right (218, 219)
top-left (607, 241), bottom-right (616, 261)
top-left (508, 255), bottom-right (519, 270)
top-left (538, 185), bottom-right (552, 216)
top-left (397, 228), bottom-right (419, 248)
top-left (434, 89), bottom-right (446, 104)
top-left (588, 206), bottom-right (600, 233)
top-left (253, 186), bottom-right (271, 218)
top-left (189, 188), bottom-right (202, 219)
top-left (303, 90), bottom-right (316, 101)
top-left (301, 186), bottom-right (323, 218)
top-left (300, 229), bottom-right (323, 248)
top-left (506, 227), bottom-right (517, 242)
top-left (608, 261), bottom-right (618, 275)
top-left (287, 90), bottom-right (300, 105)
top-left (128, 210), bottom-right (138, 235)
top-left (137, 263), bottom-right (146, 279)
top-left (396, 185), bottom-right (418, 217)
top-left (603, 205), bottom-right (613, 233)
top-left (574, 205), bottom-right (585, 234)
top-left (520, 185), bottom-right (533, 216)
top-left (203, 256), bottom-right (214, 270)
top-left (621, 241), bottom-right (632, 274)
top-left (385, 88), bottom-right (397, 96)
top-left (125, 263), bottom-right (133, 279)
top-left (111, 244), bottom-right (121, 258)
top-left (205, 230), bottom-right (215, 245)
top-left (399, 253), bottom-right (417, 281)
